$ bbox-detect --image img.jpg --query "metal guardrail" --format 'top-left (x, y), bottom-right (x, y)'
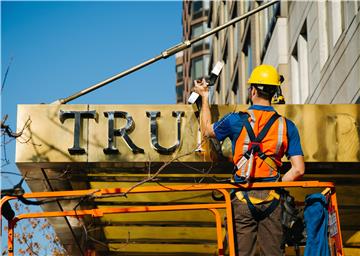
top-left (1, 181), bottom-right (344, 256)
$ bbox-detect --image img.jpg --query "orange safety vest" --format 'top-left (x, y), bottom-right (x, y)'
top-left (233, 109), bottom-right (288, 181)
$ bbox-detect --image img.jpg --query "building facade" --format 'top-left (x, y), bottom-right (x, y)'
top-left (177, 0), bottom-right (359, 105)
top-left (176, 0), bottom-right (211, 103)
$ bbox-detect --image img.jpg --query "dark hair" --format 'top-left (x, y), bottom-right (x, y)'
top-left (252, 84), bottom-right (277, 102)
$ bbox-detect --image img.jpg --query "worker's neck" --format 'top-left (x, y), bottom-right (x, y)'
top-left (252, 97), bottom-right (271, 106)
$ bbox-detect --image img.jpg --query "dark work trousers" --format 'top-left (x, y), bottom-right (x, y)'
top-left (231, 190), bottom-right (283, 256)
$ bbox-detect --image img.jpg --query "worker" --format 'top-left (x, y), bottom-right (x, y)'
top-left (193, 64), bottom-right (305, 255)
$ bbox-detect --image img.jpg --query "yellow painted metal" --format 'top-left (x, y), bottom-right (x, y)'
top-left (94, 191), bottom-right (214, 203)
top-left (86, 172), bottom-right (230, 178)
top-left (103, 226), bottom-right (218, 241)
top-left (16, 104), bottom-right (89, 164)
top-left (106, 243), bottom-right (218, 253)
top-left (346, 231), bottom-right (360, 246)
top-left (343, 248), bottom-right (360, 256)
top-left (98, 207), bottom-right (226, 223)
top-left (16, 104), bottom-right (360, 168)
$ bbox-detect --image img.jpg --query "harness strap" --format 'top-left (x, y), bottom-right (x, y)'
top-left (236, 112), bottom-right (280, 179)
top-left (243, 114), bottom-right (256, 141)
top-left (254, 113), bottom-right (280, 142)
top-left (242, 191), bottom-right (280, 221)
top-left (235, 189), bottom-right (280, 204)
top-left (263, 156), bottom-right (278, 170)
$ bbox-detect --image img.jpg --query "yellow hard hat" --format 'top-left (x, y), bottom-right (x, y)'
top-left (248, 64), bottom-right (281, 86)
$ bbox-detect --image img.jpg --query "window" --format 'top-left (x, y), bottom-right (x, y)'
top-left (259, 1), bottom-right (280, 59)
top-left (203, 0), bottom-right (210, 10)
top-left (216, 75), bottom-right (221, 93)
top-left (244, 0), bottom-right (251, 12)
top-left (192, 0), bottom-right (203, 19)
top-left (291, 22), bottom-right (309, 103)
top-left (204, 55), bottom-right (210, 77)
top-left (268, 1), bottom-right (280, 30)
top-left (191, 22), bottom-right (209, 53)
top-left (223, 45), bottom-right (230, 93)
top-left (193, 0), bottom-right (203, 13)
top-left (192, 58), bottom-right (203, 80)
top-left (259, 7), bottom-right (269, 55)
top-left (191, 23), bottom-right (204, 38)
top-left (233, 25), bottom-right (239, 58)
top-left (224, 2), bottom-right (229, 23)
top-left (232, 72), bottom-right (241, 104)
top-left (176, 65), bottom-right (183, 82)
top-left (242, 30), bottom-right (252, 82)
top-left (241, 30), bottom-right (252, 104)
top-left (191, 55), bottom-right (210, 81)
top-left (176, 84), bottom-right (184, 103)
top-left (232, 2), bottom-right (239, 57)
top-left (318, 0), bottom-right (329, 69)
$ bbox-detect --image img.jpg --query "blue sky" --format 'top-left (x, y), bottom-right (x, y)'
top-left (1, 1), bottom-right (182, 252)
top-left (2, 1), bottom-right (182, 186)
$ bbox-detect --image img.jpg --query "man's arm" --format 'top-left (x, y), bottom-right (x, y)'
top-left (193, 79), bottom-right (216, 138)
top-left (282, 155), bottom-right (305, 181)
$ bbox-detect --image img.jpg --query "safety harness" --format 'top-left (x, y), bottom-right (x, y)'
top-left (235, 112), bottom-right (280, 180)
top-left (234, 111), bottom-right (282, 221)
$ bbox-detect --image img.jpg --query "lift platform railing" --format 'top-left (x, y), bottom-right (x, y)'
top-left (1, 181), bottom-right (343, 256)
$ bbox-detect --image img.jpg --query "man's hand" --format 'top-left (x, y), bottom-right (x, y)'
top-left (193, 78), bottom-right (209, 98)
top-left (192, 78), bottom-right (215, 138)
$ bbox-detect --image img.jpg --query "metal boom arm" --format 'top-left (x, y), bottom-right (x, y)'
top-left (52, 0), bottom-right (279, 104)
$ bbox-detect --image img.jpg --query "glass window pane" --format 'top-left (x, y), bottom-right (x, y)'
top-left (176, 65), bottom-right (183, 82)
top-left (192, 58), bottom-right (204, 80)
top-left (244, 0), bottom-right (251, 11)
top-left (242, 30), bottom-right (252, 80)
top-left (193, 0), bottom-right (203, 13)
top-left (176, 84), bottom-right (184, 102)
top-left (204, 55), bottom-right (210, 77)
top-left (234, 23), bottom-right (238, 56)
top-left (191, 23), bottom-right (204, 38)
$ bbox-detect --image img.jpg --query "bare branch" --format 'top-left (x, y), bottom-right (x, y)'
top-left (1, 116), bottom-right (31, 139)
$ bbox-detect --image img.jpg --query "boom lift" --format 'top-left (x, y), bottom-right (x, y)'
top-left (1, 181), bottom-right (344, 256)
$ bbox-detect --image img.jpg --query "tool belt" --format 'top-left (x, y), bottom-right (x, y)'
top-left (280, 189), bottom-right (306, 247)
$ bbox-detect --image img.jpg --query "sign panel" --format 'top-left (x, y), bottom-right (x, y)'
top-left (16, 104), bottom-right (360, 168)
